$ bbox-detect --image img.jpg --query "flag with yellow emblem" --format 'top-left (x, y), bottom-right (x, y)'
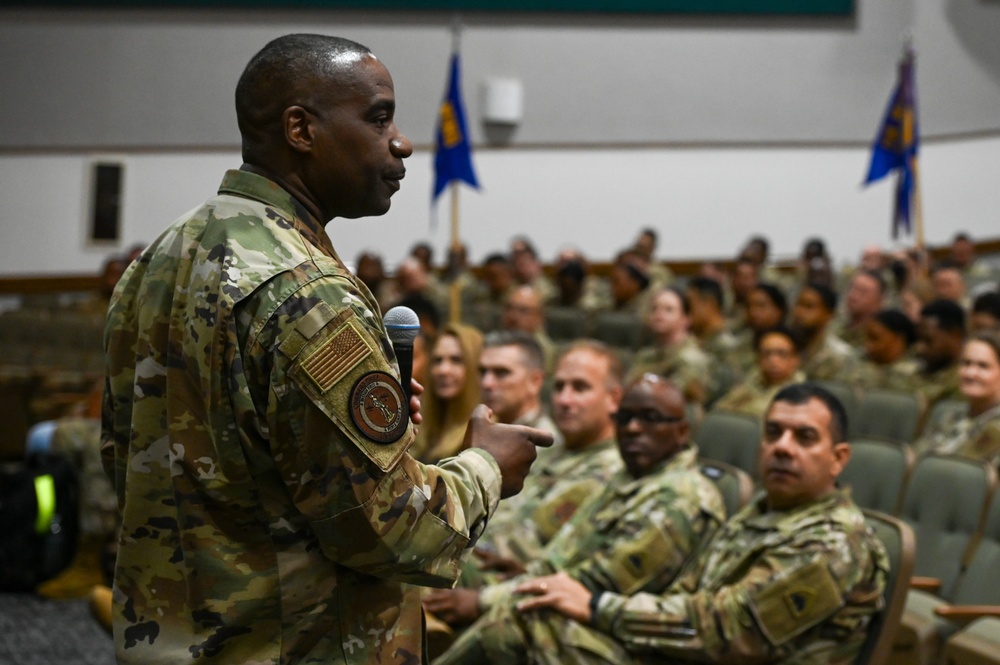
top-left (433, 52), bottom-right (479, 202)
top-left (864, 48), bottom-right (920, 239)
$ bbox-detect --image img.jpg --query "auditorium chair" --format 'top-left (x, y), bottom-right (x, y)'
top-left (856, 510), bottom-right (915, 665)
top-left (692, 410), bottom-right (761, 481)
top-left (839, 439), bottom-right (914, 516)
top-left (851, 389), bottom-right (922, 445)
top-left (543, 306), bottom-right (590, 343)
top-left (896, 488), bottom-right (1000, 665)
top-left (698, 458), bottom-right (754, 517)
top-left (889, 455), bottom-right (998, 665)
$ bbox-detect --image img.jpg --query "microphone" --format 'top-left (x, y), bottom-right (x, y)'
top-left (383, 306), bottom-right (421, 401)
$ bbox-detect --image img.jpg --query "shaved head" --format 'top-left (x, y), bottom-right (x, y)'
top-left (235, 34), bottom-right (373, 163)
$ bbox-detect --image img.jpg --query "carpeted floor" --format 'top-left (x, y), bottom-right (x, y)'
top-left (0, 592), bottom-right (115, 664)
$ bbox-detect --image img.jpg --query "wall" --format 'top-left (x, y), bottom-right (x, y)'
top-left (1, 0), bottom-right (998, 275)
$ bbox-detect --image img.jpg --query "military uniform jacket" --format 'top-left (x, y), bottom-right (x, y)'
top-left (594, 489), bottom-right (888, 665)
top-left (477, 437), bottom-right (623, 566)
top-left (627, 337), bottom-right (712, 406)
top-left (914, 403), bottom-right (1000, 467)
top-left (102, 170), bottom-right (502, 664)
top-left (800, 331), bottom-right (856, 383)
top-left (479, 446), bottom-right (726, 610)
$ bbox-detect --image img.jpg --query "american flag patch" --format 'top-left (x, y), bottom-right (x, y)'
top-left (301, 321), bottom-right (372, 392)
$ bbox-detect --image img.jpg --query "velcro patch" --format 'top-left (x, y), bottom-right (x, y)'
top-left (300, 320), bottom-right (372, 392)
top-left (349, 371), bottom-right (409, 444)
top-left (749, 557), bottom-right (844, 646)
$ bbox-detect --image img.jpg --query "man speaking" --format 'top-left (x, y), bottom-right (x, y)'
top-left (101, 34), bottom-right (551, 665)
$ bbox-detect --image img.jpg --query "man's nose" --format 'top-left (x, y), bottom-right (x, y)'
top-left (391, 133), bottom-right (413, 158)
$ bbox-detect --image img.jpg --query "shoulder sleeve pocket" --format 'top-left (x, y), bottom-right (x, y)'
top-left (748, 557), bottom-right (844, 646)
top-left (283, 304), bottom-right (413, 473)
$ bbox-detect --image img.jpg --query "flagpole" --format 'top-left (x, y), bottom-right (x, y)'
top-left (449, 181), bottom-right (462, 323)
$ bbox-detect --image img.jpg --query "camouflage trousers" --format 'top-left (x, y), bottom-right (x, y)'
top-left (433, 595), bottom-right (632, 665)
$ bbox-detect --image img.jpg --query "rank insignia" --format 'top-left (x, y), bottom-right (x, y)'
top-left (349, 371), bottom-right (409, 444)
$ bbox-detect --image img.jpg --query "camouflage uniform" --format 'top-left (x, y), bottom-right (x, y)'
top-left (627, 337), bottom-right (712, 406)
top-left (728, 327), bottom-right (758, 378)
top-left (51, 417), bottom-right (118, 539)
top-left (913, 403), bottom-right (1000, 467)
top-left (914, 363), bottom-right (963, 412)
top-left (696, 327), bottom-right (742, 405)
top-left (102, 170), bottom-right (504, 664)
top-left (469, 489), bottom-right (885, 665)
top-left (799, 331), bottom-right (856, 383)
top-left (470, 438), bottom-right (623, 578)
top-left (848, 356), bottom-right (921, 393)
top-left (712, 369), bottom-right (807, 421)
top-left (435, 446), bottom-right (726, 665)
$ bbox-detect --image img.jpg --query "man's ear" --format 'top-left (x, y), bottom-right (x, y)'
top-left (830, 441), bottom-right (851, 480)
top-left (284, 106), bottom-right (313, 153)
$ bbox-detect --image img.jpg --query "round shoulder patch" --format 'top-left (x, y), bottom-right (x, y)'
top-left (350, 371), bottom-right (409, 444)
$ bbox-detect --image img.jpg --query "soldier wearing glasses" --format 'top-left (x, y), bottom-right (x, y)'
top-left (432, 375), bottom-right (726, 661)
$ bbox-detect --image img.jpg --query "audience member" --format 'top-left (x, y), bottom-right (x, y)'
top-left (726, 257), bottom-right (759, 327)
top-left (914, 331), bottom-right (1000, 468)
top-left (790, 282), bottom-right (855, 382)
top-left (631, 227), bottom-right (674, 290)
top-left (464, 341), bottom-right (625, 577)
top-left (930, 261), bottom-right (969, 309)
top-left (479, 331), bottom-right (559, 437)
top-left (609, 253), bottom-right (652, 315)
top-left (510, 236), bottom-right (557, 303)
top-left (431, 377), bottom-right (726, 659)
top-left (971, 291), bottom-right (1000, 333)
top-left (491, 383), bottom-right (887, 665)
top-left (627, 288), bottom-right (711, 407)
top-left (412, 323), bottom-right (484, 462)
top-left (797, 237), bottom-right (834, 288)
top-left (838, 269), bottom-right (886, 348)
top-left (353, 250), bottom-right (396, 311)
top-left (714, 325), bottom-right (805, 419)
top-left (501, 285), bottom-right (557, 372)
top-left (686, 276), bottom-right (739, 403)
top-left (850, 309), bottom-right (921, 392)
top-left (950, 232), bottom-right (993, 279)
top-left (731, 282), bottom-right (788, 376)
top-left (914, 299), bottom-right (967, 410)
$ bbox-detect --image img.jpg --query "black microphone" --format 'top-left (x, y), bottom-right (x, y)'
top-left (383, 306), bottom-right (420, 402)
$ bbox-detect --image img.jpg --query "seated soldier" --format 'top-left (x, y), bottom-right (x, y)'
top-left (914, 331), bottom-right (1000, 467)
top-left (460, 341), bottom-right (626, 581)
top-left (452, 383), bottom-right (887, 665)
top-left (849, 308), bottom-right (920, 392)
top-left (501, 285), bottom-right (557, 373)
top-left (686, 276), bottom-right (740, 404)
top-left (713, 325), bottom-right (806, 420)
top-left (971, 290), bottom-right (1000, 334)
top-left (627, 287), bottom-right (712, 408)
top-left (479, 331), bottom-right (560, 437)
top-left (429, 376), bottom-right (726, 654)
top-left (730, 283), bottom-right (788, 377)
top-left (914, 298), bottom-right (967, 410)
top-left (790, 282), bottom-right (855, 382)
top-left (836, 269), bottom-right (886, 350)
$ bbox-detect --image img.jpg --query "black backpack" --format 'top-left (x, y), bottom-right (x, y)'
top-left (0, 452), bottom-right (80, 591)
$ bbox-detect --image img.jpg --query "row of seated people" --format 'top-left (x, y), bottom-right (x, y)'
top-left (406, 264), bottom-right (1000, 471)
top-left (20, 323), bottom-right (997, 663)
top-left (403, 332), bottom-right (997, 665)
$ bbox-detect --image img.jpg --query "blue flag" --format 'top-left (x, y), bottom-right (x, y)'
top-left (864, 50), bottom-right (919, 238)
top-left (433, 53), bottom-right (479, 202)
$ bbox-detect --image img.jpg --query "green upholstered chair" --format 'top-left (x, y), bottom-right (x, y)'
top-left (698, 458), bottom-right (754, 518)
top-left (692, 410), bottom-right (761, 481)
top-left (839, 439), bottom-right (914, 516)
top-left (857, 509), bottom-right (915, 665)
top-left (852, 389), bottom-right (922, 445)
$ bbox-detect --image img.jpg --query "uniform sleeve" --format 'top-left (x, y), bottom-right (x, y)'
top-left (598, 525), bottom-right (880, 664)
top-left (246, 278), bottom-right (502, 588)
top-left (566, 491), bottom-right (721, 598)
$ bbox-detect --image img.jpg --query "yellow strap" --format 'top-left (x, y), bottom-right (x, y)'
top-left (33, 474), bottom-right (55, 534)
